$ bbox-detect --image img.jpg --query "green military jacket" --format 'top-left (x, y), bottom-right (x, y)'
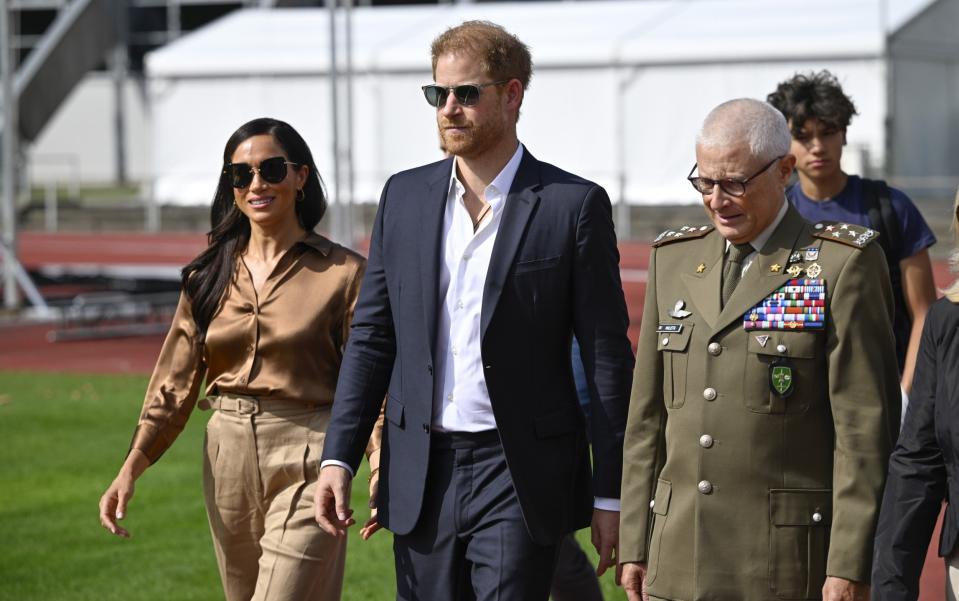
top-left (620, 204), bottom-right (899, 600)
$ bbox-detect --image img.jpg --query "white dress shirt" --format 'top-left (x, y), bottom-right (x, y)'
top-left (432, 144), bottom-right (524, 432)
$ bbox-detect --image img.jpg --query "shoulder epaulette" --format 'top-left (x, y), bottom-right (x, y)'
top-left (811, 221), bottom-right (880, 249)
top-left (652, 224), bottom-right (714, 247)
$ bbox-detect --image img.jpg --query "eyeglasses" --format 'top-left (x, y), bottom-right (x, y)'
top-left (223, 156), bottom-right (298, 189)
top-left (687, 155), bottom-right (784, 197)
top-left (421, 80), bottom-right (510, 107)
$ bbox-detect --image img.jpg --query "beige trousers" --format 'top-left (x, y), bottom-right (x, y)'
top-left (201, 395), bottom-right (345, 601)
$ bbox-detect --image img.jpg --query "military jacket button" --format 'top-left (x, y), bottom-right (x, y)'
top-left (777, 344), bottom-right (787, 354)
top-left (698, 480), bottom-right (713, 495)
top-left (703, 387), bottom-right (717, 401)
top-left (699, 434), bottom-right (714, 448)
top-left (812, 511), bottom-right (823, 523)
top-left (662, 337), bottom-right (670, 346)
top-left (649, 499), bottom-right (655, 509)
top-left (707, 342), bottom-right (722, 356)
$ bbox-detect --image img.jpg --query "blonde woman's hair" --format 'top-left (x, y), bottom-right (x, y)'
top-left (944, 187), bottom-right (959, 303)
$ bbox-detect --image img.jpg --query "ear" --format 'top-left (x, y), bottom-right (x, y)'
top-left (295, 164), bottom-right (309, 190)
top-left (504, 79), bottom-right (523, 114)
top-left (778, 155), bottom-right (797, 183)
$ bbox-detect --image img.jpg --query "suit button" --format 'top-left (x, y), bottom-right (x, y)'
top-left (422, 424), bottom-right (430, 433)
top-left (812, 511), bottom-right (823, 523)
top-left (703, 387), bottom-right (717, 401)
top-left (698, 480), bottom-right (713, 495)
top-left (699, 434), bottom-right (714, 449)
top-left (484, 364), bottom-right (492, 370)
top-left (707, 342), bottom-right (721, 356)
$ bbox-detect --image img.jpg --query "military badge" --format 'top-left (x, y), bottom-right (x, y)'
top-left (804, 247), bottom-right (820, 261)
top-left (668, 300), bottom-right (693, 319)
top-left (786, 264), bottom-right (803, 277)
top-left (788, 252), bottom-right (803, 264)
top-left (743, 278), bottom-right (827, 330)
top-left (805, 263), bottom-right (822, 278)
top-left (769, 359), bottom-right (794, 397)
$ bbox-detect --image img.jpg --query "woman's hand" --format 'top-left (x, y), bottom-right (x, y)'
top-left (99, 450), bottom-right (149, 538)
top-left (360, 468), bottom-right (382, 540)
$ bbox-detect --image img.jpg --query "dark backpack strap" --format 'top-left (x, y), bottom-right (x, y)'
top-left (861, 179), bottom-right (902, 266)
top-left (862, 178), bottom-right (909, 371)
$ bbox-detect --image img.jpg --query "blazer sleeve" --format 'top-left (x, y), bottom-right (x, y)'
top-left (322, 176), bottom-right (398, 473)
top-left (618, 245), bottom-right (667, 563)
top-left (571, 184), bottom-right (635, 500)
top-left (824, 242), bottom-right (899, 582)
top-left (872, 302), bottom-right (947, 600)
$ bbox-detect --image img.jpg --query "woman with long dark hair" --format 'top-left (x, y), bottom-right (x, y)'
top-left (98, 117), bottom-right (379, 601)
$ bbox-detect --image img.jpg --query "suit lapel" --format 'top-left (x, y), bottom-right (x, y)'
top-left (481, 150), bottom-right (541, 339)
top-left (420, 157), bottom-right (455, 358)
top-left (679, 232), bottom-right (724, 330)
top-left (713, 204), bottom-right (807, 334)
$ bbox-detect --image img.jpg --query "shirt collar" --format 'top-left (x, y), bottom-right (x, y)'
top-left (725, 196), bottom-right (788, 253)
top-left (447, 143), bottom-right (525, 208)
top-left (297, 230), bottom-right (334, 256)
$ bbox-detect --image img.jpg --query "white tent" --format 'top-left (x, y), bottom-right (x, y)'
top-left (145, 0), bottom-right (954, 207)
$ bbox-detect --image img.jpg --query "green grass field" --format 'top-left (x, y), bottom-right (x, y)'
top-left (0, 371), bottom-right (625, 600)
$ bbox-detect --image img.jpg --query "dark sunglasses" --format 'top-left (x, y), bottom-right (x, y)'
top-left (421, 80), bottom-right (510, 107)
top-left (223, 156), bottom-right (298, 189)
top-left (687, 155), bottom-right (784, 198)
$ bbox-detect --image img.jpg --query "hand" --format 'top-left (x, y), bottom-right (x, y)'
top-left (590, 508), bottom-right (620, 580)
top-left (621, 562), bottom-right (648, 601)
top-left (98, 472), bottom-right (136, 538)
top-left (314, 465), bottom-right (355, 537)
top-left (822, 576), bottom-right (869, 601)
top-left (360, 468), bottom-right (382, 540)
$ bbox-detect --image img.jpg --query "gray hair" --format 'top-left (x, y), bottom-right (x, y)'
top-left (697, 98), bottom-right (791, 161)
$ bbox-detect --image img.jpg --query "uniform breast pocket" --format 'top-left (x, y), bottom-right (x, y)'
top-left (768, 489), bottom-right (831, 599)
top-left (743, 331), bottom-right (819, 414)
top-left (658, 324), bottom-right (693, 409)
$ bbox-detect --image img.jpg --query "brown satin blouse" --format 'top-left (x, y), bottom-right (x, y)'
top-left (129, 231), bottom-right (380, 465)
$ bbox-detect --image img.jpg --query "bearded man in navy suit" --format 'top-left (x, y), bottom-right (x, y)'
top-left (314, 20), bottom-right (634, 601)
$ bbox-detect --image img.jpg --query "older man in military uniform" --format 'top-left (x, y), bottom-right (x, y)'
top-left (619, 98), bottom-right (899, 601)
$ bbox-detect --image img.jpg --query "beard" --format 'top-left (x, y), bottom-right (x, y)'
top-left (438, 113), bottom-right (507, 160)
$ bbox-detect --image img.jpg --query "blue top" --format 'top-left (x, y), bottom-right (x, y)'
top-left (787, 175), bottom-right (936, 261)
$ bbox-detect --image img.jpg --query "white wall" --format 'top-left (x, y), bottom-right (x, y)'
top-left (28, 72), bottom-right (151, 185)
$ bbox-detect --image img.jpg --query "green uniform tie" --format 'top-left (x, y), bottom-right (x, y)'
top-left (721, 243), bottom-right (753, 308)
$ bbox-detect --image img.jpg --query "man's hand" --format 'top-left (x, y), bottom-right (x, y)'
top-left (314, 465), bottom-right (355, 537)
top-left (822, 576), bottom-right (869, 601)
top-left (621, 562), bottom-right (648, 601)
top-left (591, 508), bottom-right (620, 579)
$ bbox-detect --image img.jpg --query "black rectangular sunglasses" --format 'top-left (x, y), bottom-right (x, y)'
top-left (223, 156), bottom-right (298, 189)
top-left (421, 80), bottom-right (509, 107)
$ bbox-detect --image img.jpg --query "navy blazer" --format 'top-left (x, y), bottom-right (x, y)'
top-left (873, 297), bottom-right (959, 598)
top-left (321, 148), bottom-right (635, 544)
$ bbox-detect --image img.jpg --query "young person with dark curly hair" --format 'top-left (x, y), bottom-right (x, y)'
top-left (768, 70), bottom-right (937, 403)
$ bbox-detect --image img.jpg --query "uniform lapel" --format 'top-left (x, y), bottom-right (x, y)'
top-left (420, 157), bottom-right (455, 358)
top-left (713, 204), bottom-right (807, 334)
top-left (679, 231), bottom-right (724, 330)
top-left (481, 150), bottom-right (541, 339)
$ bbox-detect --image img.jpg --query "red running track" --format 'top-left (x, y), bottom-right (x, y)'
top-left (0, 232), bottom-right (952, 598)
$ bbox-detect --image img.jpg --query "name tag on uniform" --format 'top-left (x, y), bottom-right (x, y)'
top-left (743, 278), bottom-right (827, 330)
top-left (656, 324), bottom-right (683, 333)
